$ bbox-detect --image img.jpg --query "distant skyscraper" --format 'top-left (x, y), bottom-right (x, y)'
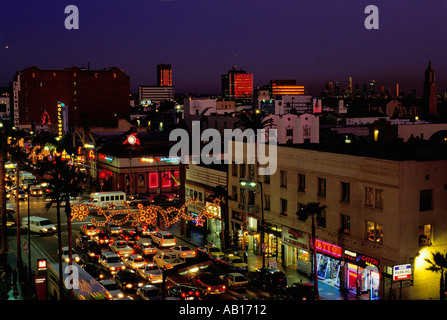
top-left (347, 77), bottom-right (353, 97)
top-left (270, 80), bottom-right (305, 96)
top-left (369, 80), bottom-right (376, 95)
top-left (221, 67), bottom-right (253, 104)
top-left (423, 59), bottom-right (437, 116)
top-left (157, 64), bottom-right (172, 87)
top-left (326, 82), bottom-right (334, 96)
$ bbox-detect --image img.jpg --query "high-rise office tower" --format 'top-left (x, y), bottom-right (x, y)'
top-left (423, 59), bottom-right (437, 116)
top-left (157, 64), bottom-right (172, 87)
top-left (347, 77), bottom-right (353, 97)
top-left (221, 67), bottom-right (253, 104)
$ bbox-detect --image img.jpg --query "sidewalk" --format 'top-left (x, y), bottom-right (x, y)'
top-left (168, 222), bottom-right (368, 301)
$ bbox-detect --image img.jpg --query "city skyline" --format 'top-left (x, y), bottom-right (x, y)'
top-left (1, 0), bottom-right (446, 95)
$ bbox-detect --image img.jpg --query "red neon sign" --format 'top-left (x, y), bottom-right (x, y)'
top-left (314, 239), bottom-right (342, 258)
top-left (149, 173), bottom-right (159, 188)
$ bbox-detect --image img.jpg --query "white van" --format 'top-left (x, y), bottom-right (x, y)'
top-left (88, 191), bottom-right (127, 209)
top-left (21, 216), bottom-right (57, 236)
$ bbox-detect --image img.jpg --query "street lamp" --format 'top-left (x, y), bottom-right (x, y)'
top-left (239, 179), bottom-right (265, 268)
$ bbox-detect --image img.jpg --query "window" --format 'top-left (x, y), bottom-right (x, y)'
top-left (280, 170), bottom-right (287, 188)
top-left (232, 186), bottom-right (238, 201)
top-left (341, 182), bottom-right (350, 203)
top-left (280, 198), bottom-right (288, 216)
top-left (318, 178), bottom-right (326, 197)
top-left (418, 225), bottom-right (432, 246)
top-left (419, 190), bottom-right (433, 211)
top-left (375, 189), bottom-right (383, 209)
top-left (264, 194), bottom-right (270, 210)
top-left (240, 164), bottom-right (246, 178)
top-left (264, 173), bottom-right (270, 185)
top-left (365, 187), bottom-right (374, 207)
top-left (298, 174), bottom-right (306, 192)
top-left (341, 214), bottom-right (350, 235)
top-left (286, 128), bottom-right (293, 136)
top-left (232, 163), bottom-right (238, 177)
top-left (366, 221), bottom-right (383, 244)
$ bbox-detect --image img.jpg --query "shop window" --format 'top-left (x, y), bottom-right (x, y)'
top-left (318, 177), bottom-right (326, 197)
top-left (341, 214), bottom-right (350, 235)
top-left (280, 170), bottom-right (287, 188)
top-left (298, 174), bottom-right (306, 192)
top-left (341, 182), bottom-right (350, 203)
top-left (419, 189), bottom-right (433, 211)
top-left (418, 224), bottom-right (432, 246)
top-left (366, 221), bottom-right (383, 244)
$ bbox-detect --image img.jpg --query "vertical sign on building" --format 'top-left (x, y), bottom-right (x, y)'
top-left (57, 101), bottom-right (68, 139)
top-left (34, 258), bottom-right (48, 300)
top-left (13, 75), bottom-right (20, 127)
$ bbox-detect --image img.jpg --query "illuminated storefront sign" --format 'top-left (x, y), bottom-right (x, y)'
top-left (282, 228), bottom-right (308, 250)
top-left (344, 250), bottom-right (380, 268)
top-left (98, 154), bottom-right (114, 163)
top-left (393, 264), bottom-right (412, 281)
top-left (314, 239), bottom-right (342, 258)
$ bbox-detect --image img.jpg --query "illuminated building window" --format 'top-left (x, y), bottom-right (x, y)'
top-left (149, 173), bottom-right (158, 188)
top-left (418, 225), bottom-right (432, 246)
top-left (366, 220), bottom-right (383, 244)
top-left (341, 214), bottom-right (350, 235)
top-left (365, 187), bottom-right (374, 207)
top-left (162, 172), bottom-right (172, 187)
top-left (375, 189), bottom-right (383, 209)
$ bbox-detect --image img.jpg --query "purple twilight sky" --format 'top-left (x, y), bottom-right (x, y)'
top-left (1, 0), bottom-right (447, 96)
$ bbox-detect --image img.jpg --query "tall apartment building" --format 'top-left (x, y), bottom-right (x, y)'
top-left (227, 141), bottom-right (447, 300)
top-left (157, 64), bottom-right (172, 87)
top-left (221, 67), bottom-right (253, 105)
top-left (12, 66), bottom-right (130, 130)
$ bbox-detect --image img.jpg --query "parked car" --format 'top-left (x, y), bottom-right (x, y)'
top-left (167, 284), bottom-right (202, 300)
top-left (248, 267), bottom-right (288, 292)
top-left (282, 282), bottom-right (317, 300)
top-left (169, 245), bottom-right (196, 259)
top-left (151, 231), bottom-right (177, 247)
top-left (153, 252), bottom-right (185, 270)
top-left (113, 269), bottom-right (144, 292)
top-left (99, 252), bottom-right (126, 275)
top-left (190, 272), bottom-right (226, 295)
top-left (137, 263), bottom-right (163, 284)
top-left (216, 254), bottom-right (248, 272)
top-left (100, 279), bottom-right (124, 300)
top-left (123, 254), bottom-right (146, 270)
top-left (221, 272), bottom-right (249, 290)
top-left (109, 240), bottom-right (134, 258)
top-left (137, 284), bottom-right (162, 300)
top-left (80, 223), bottom-right (99, 237)
top-left (134, 240), bottom-right (158, 256)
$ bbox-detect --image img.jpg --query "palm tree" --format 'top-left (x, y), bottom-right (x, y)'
top-left (297, 201), bottom-right (327, 299)
top-left (425, 251), bottom-right (447, 300)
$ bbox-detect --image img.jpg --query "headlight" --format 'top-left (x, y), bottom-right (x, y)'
top-left (75, 257), bottom-right (80, 262)
top-left (65, 258), bottom-right (70, 263)
top-left (111, 267), bottom-right (115, 270)
top-left (126, 284), bottom-right (133, 289)
top-left (42, 228), bottom-right (48, 232)
top-left (118, 293), bottom-right (124, 298)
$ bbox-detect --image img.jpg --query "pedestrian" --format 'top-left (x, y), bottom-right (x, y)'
top-left (243, 250), bottom-right (248, 264)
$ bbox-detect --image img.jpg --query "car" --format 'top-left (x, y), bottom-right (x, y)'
top-left (153, 252), bottom-right (185, 270)
top-left (127, 195), bottom-right (154, 207)
top-left (137, 263), bottom-right (163, 284)
top-left (99, 252), bottom-right (126, 275)
top-left (216, 254), bottom-right (248, 272)
top-left (282, 282), bottom-right (317, 300)
top-left (94, 230), bottom-right (114, 248)
top-left (151, 231), bottom-right (177, 247)
top-left (0, 209), bottom-right (16, 235)
top-left (134, 240), bottom-right (158, 256)
top-left (123, 254), bottom-right (146, 270)
top-left (136, 284), bottom-right (162, 300)
top-left (21, 216), bottom-right (57, 235)
top-left (14, 189), bottom-right (28, 201)
top-left (197, 244), bottom-right (225, 260)
top-left (61, 246), bottom-right (81, 263)
top-left (113, 269), bottom-right (144, 292)
top-left (152, 193), bottom-right (172, 205)
top-left (190, 272), bottom-right (226, 295)
top-left (75, 235), bottom-right (91, 250)
top-left (105, 224), bottom-right (123, 236)
top-left (30, 186), bottom-right (43, 197)
top-left (135, 224), bottom-right (158, 237)
top-left (109, 240), bottom-right (134, 258)
top-left (80, 223), bottom-right (99, 237)
top-left (118, 230), bottom-right (140, 246)
top-left (81, 263), bottom-right (105, 281)
top-left (85, 240), bottom-right (103, 262)
top-left (100, 279), bottom-right (124, 300)
top-left (167, 284), bottom-right (202, 300)
top-left (248, 267), bottom-right (288, 292)
top-left (169, 245), bottom-right (196, 259)
top-left (221, 272), bottom-right (249, 290)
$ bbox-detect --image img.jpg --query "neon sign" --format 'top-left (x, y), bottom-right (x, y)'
top-left (314, 239), bottom-right (342, 258)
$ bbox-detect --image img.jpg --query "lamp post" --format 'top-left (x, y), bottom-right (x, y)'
top-left (240, 180), bottom-right (265, 268)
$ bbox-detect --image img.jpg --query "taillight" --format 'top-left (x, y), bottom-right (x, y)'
top-left (207, 287), bottom-right (211, 291)
top-left (188, 291), bottom-right (193, 296)
top-left (181, 292), bottom-right (186, 298)
top-left (222, 285), bottom-right (226, 290)
top-left (195, 291), bottom-right (200, 296)
top-left (192, 251), bottom-right (196, 255)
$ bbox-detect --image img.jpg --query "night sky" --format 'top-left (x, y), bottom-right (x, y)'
top-left (1, 0), bottom-right (447, 96)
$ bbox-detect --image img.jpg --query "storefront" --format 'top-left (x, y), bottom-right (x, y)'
top-left (282, 228), bottom-right (311, 276)
top-left (344, 249), bottom-right (380, 300)
top-left (314, 239), bottom-right (342, 287)
top-left (263, 224), bottom-right (282, 263)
